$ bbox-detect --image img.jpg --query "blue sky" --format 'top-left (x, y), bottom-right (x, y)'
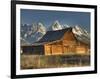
top-left (21, 9), bottom-right (90, 32)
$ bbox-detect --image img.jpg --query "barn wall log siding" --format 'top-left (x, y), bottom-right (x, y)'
top-left (43, 31), bottom-right (89, 55)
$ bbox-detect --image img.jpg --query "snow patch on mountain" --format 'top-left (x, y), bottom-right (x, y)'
top-left (72, 25), bottom-right (90, 44)
top-left (72, 25), bottom-right (83, 35)
top-left (21, 22), bottom-right (46, 44)
top-left (37, 22), bottom-right (46, 35)
top-left (49, 20), bottom-right (63, 31)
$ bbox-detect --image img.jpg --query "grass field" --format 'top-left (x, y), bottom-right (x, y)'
top-left (21, 54), bottom-right (90, 69)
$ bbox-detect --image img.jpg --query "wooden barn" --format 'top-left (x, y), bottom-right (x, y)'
top-left (21, 27), bottom-right (90, 55)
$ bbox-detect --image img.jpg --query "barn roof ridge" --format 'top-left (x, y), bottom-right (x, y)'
top-left (33, 27), bottom-right (72, 45)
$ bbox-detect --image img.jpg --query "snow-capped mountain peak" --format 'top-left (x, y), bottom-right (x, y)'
top-left (50, 20), bottom-right (62, 31)
top-left (37, 22), bottom-right (46, 35)
top-left (72, 25), bottom-right (83, 35)
top-left (21, 22), bottom-right (46, 44)
top-left (72, 25), bottom-right (90, 44)
top-left (72, 25), bottom-right (89, 37)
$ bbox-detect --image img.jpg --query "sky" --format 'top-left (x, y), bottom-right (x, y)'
top-left (21, 9), bottom-right (90, 32)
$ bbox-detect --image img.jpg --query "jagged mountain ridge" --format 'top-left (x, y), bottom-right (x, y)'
top-left (21, 22), bottom-right (46, 45)
top-left (21, 21), bottom-right (90, 45)
top-left (72, 25), bottom-right (90, 44)
top-left (48, 20), bottom-right (70, 31)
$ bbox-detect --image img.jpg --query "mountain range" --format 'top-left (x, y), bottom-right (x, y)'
top-left (21, 21), bottom-right (90, 45)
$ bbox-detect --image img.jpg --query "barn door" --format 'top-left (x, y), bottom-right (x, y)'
top-left (64, 46), bottom-right (69, 54)
top-left (64, 46), bottom-right (75, 54)
top-left (45, 45), bottom-right (51, 55)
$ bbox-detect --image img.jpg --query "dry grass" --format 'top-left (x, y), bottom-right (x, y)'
top-left (21, 54), bottom-right (90, 69)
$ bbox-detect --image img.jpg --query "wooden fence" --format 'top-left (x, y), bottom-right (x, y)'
top-left (21, 54), bottom-right (90, 69)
